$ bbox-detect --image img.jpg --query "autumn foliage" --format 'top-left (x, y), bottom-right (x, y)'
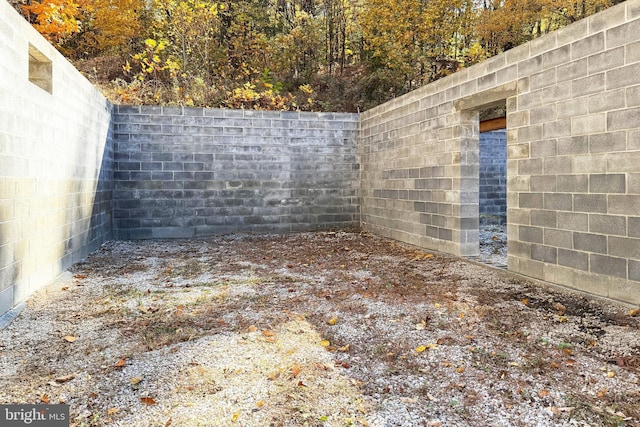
top-left (13, 0), bottom-right (620, 111)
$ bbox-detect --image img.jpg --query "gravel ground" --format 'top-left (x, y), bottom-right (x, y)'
top-left (0, 230), bottom-right (638, 427)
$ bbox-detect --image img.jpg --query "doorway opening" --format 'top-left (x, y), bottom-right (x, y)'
top-left (478, 105), bottom-right (507, 267)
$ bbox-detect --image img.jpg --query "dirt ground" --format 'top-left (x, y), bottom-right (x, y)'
top-left (1, 230), bottom-right (639, 427)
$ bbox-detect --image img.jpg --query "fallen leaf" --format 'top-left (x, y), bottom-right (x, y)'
top-left (521, 299), bottom-right (529, 306)
top-left (629, 308), bottom-right (639, 317)
top-left (115, 358), bottom-right (126, 368)
top-left (262, 330), bottom-right (275, 337)
top-left (61, 287), bottom-right (69, 291)
top-left (130, 376), bottom-right (143, 385)
top-left (63, 335), bottom-right (77, 343)
top-left (337, 344), bottom-right (350, 352)
top-left (107, 408), bottom-right (119, 416)
top-left (538, 389), bottom-right (550, 397)
top-left (55, 374), bottom-right (75, 383)
top-left (165, 418), bottom-right (172, 427)
top-left (320, 340), bottom-right (331, 347)
top-left (291, 364), bottom-right (301, 378)
top-left (415, 345), bottom-right (427, 353)
top-left (140, 397), bottom-right (156, 405)
top-left (327, 316), bottom-right (338, 325)
top-left (231, 412), bottom-right (240, 422)
top-left (268, 370), bottom-right (280, 380)
top-left (73, 274), bottom-right (87, 279)
top-left (256, 401), bottom-right (265, 408)
top-left (607, 371), bottom-right (616, 378)
top-left (176, 305), bottom-right (183, 316)
top-left (553, 302), bottom-right (567, 314)
top-left (39, 395), bottom-right (50, 404)
top-left (596, 388), bottom-right (608, 398)
top-left (248, 325), bottom-right (257, 332)
top-left (456, 366), bottom-right (466, 373)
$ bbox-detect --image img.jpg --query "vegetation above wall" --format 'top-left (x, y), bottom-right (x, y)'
top-left (11, 0), bottom-right (623, 112)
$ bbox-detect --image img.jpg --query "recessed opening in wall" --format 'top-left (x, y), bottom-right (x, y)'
top-left (478, 104), bottom-right (507, 267)
top-left (28, 44), bottom-right (52, 93)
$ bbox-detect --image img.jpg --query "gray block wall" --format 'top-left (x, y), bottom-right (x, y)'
top-left (480, 130), bottom-right (507, 224)
top-left (360, 0), bottom-right (640, 305)
top-left (111, 106), bottom-right (360, 238)
top-left (0, 1), bottom-right (113, 317)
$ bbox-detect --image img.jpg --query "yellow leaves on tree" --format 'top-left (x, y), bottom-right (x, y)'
top-left (22, 0), bottom-right (84, 44)
top-left (89, 0), bottom-right (144, 53)
top-left (476, 0), bottom-right (612, 56)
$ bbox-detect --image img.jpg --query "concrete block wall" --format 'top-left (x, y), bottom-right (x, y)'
top-left (111, 106), bottom-right (359, 238)
top-left (360, 0), bottom-right (640, 305)
top-left (0, 1), bottom-right (113, 317)
top-left (480, 130), bottom-right (507, 224)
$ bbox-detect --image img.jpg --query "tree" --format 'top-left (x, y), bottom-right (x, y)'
top-left (21, 0), bottom-right (85, 45)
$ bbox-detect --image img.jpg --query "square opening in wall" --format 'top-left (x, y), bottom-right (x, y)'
top-left (28, 44), bottom-right (52, 93)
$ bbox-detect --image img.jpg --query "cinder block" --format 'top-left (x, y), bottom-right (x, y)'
top-left (590, 214), bottom-right (626, 235)
top-left (558, 248), bottom-right (589, 271)
top-left (543, 119), bottom-right (572, 138)
top-left (572, 73), bottom-right (606, 97)
top-left (574, 194), bottom-right (607, 213)
top-left (629, 260), bottom-right (640, 282)
top-left (609, 195), bottom-right (640, 215)
top-left (607, 107), bottom-right (640, 131)
top-left (557, 174), bottom-right (588, 192)
top-left (544, 229), bottom-right (573, 248)
top-left (590, 254), bottom-right (627, 278)
top-left (557, 58), bottom-right (589, 85)
top-left (531, 210), bottom-right (557, 227)
top-left (589, 173), bottom-right (625, 193)
top-left (544, 193), bottom-right (573, 211)
top-left (518, 159), bottom-right (543, 175)
top-left (574, 232), bottom-right (607, 253)
top-left (519, 225), bottom-right (544, 243)
top-left (530, 68), bottom-right (557, 90)
top-left (531, 140), bottom-right (558, 158)
top-left (609, 236), bottom-right (640, 259)
top-left (629, 217), bottom-right (640, 238)
top-left (627, 85), bottom-right (640, 108)
top-left (557, 135), bottom-right (588, 155)
top-left (588, 47), bottom-right (625, 75)
top-left (606, 19), bottom-right (640, 49)
top-left (571, 33), bottom-right (605, 59)
top-left (572, 114), bottom-right (606, 135)
top-left (531, 244), bottom-right (558, 263)
top-left (530, 175), bottom-right (557, 191)
top-left (529, 105), bottom-right (557, 125)
top-left (589, 131), bottom-right (627, 153)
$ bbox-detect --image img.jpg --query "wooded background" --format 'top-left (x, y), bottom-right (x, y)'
top-left (11, 0), bottom-right (622, 111)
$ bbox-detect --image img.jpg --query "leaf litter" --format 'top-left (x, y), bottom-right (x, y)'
top-left (0, 230), bottom-right (638, 426)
